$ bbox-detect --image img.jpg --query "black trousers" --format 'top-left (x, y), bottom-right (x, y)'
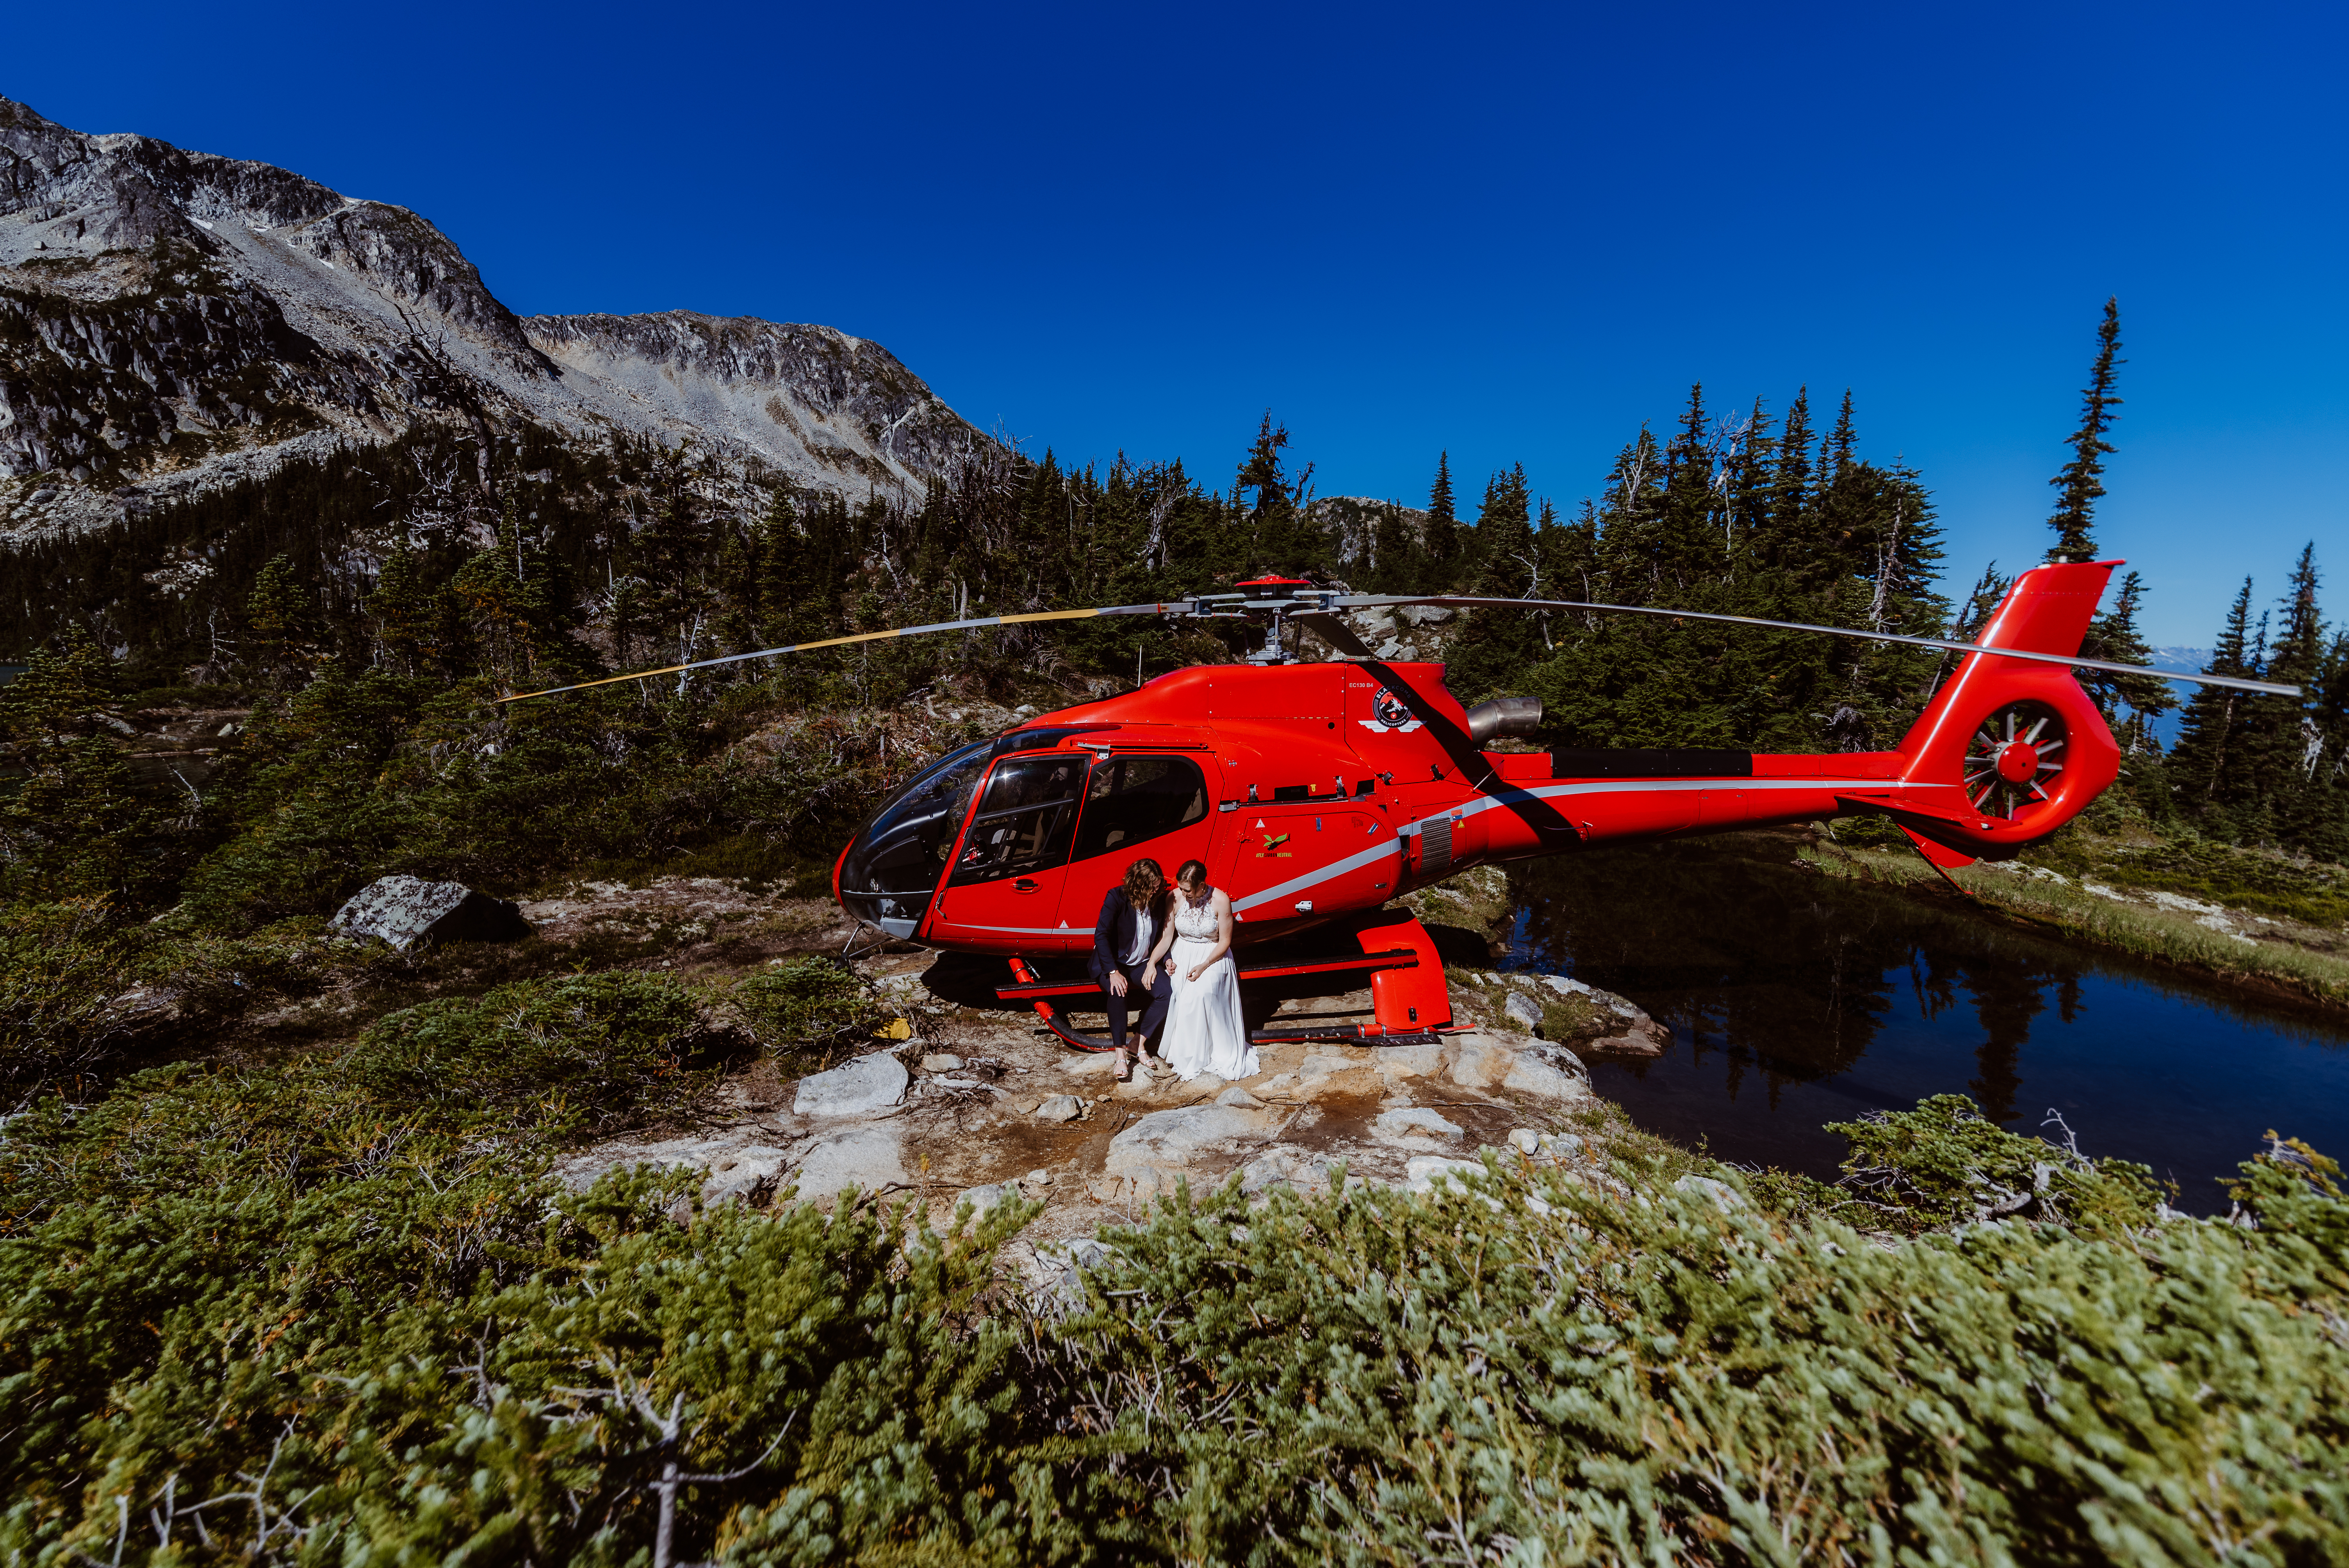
top-left (1103, 962), bottom-right (1171, 1048)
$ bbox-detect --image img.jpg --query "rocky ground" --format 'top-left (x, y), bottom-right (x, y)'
top-left (551, 930), bottom-right (1659, 1276)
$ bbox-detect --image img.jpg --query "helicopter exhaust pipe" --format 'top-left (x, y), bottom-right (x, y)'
top-left (1464, 695), bottom-right (1543, 746)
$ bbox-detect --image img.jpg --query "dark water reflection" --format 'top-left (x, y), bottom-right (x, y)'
top-left (1499, 835), bottom-right (2349, 1213)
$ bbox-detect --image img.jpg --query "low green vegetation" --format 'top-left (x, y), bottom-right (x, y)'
top-left (1803, 831), bottom-right (2349, 1007)
top-left (2, 1020), bottom-right (2340, 1563)
top-left (2023, 817), bottom-right (2349, 928)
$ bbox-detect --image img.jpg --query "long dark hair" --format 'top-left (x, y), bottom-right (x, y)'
top-left (1174, 859), bottom-right (1210, 893)
top-left (1121, 859), bottom-right (1166, 910)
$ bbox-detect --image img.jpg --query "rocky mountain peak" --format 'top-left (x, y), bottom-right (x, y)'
top-left (0, 96), bottom-right (986, 545)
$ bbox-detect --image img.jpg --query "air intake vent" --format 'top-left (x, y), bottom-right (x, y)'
top-left (1419, 817), bottom-right (1453, 874)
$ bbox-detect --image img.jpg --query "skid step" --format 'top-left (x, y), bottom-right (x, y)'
top-left (994, 947), bottom-right (1418, 1004)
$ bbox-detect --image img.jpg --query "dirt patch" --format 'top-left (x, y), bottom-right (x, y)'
top-left (518, 877), bottom-right (858, 971)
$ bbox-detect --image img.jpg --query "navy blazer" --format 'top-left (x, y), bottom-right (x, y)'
top-left (1089, 887), bottom-right (1164, 984)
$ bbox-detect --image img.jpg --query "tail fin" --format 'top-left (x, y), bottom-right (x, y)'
top-left (1885, 560), bottom-right (2123, 858)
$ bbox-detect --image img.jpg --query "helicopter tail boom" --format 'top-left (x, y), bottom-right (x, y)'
top-left (1868, 559), bottom-right (2123, 859)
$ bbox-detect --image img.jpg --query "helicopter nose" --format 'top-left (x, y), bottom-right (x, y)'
top-left (834, 735), bottom-right (996, 941)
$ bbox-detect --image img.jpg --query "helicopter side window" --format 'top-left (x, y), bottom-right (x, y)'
top-left (1070, 754), bottom-right (1209, 862)
top-left (948, 755), bottom-right (1086, 884)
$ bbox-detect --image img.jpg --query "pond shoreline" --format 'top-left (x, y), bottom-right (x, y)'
top-left (1795, 832), bottom-right (2349, 1015)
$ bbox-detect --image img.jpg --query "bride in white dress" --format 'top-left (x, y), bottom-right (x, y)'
top-left (1149, 859), bottom-right (1257, 1083)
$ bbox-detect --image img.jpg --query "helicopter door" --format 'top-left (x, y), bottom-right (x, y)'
top-left (1057, 754), bottom-right (1217, 935)
top-left (1228, 806), bottom-right (1397, 929)
top-left (927, 752), bottom-right (1089, 949)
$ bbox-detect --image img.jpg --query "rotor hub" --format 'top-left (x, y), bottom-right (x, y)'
top-left (1994, 741), bottom-right (2041, 783)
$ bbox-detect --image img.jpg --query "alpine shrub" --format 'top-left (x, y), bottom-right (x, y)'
top-left (347, 969), bottom-right (719, 1136)
top-left (728, 957), bottom-right (893, 1072)
top-left (1049, 1146), bottom-right (2349, 1564)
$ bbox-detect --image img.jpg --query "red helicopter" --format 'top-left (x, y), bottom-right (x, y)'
top-left (506, 561), bottom-right (2297, 1051)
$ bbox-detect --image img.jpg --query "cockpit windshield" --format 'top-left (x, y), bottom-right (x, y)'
top-left (835, 726), bottom-right (1105, 937)
top-left (836, 738), bottom-right (993, 935)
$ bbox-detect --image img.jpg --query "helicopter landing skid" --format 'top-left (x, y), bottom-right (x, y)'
top-left (1001, 913), bottom-right (1456, 1052)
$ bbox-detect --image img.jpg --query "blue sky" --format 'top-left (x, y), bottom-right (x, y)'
top-left (11, 1), bottom-right (2343, 645)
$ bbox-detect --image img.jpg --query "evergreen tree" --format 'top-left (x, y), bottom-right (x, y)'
top-left (1369, 503), bottom-right (1419, 593)
top-left (714, 519), bottom-right (760, 658)
top-left (1423, 453), bottom-right (1460, 587)
top-left (244, 553), bottom-right (314, 689)
top-left (2246, 545), bottom-right (2327, 822)
top-left (1594, 426), bottom-right (1668, 600)
top-left (0, 629), bottom-right (152, 899)
top-left (1723, 398), bottom-right (1775, 556)
top-left (1759, 388), bottom-right (1814, 574)
top-left (1233, 415), bottom-right (1324, 574)
top-left (756, 492), bottom-right (809, 643)
top-left (2046, 299), bottom-right (2124, 562)
top-left (1657, 385), bottom-right (1726, 591)
top-left (364, 551), bottom-right (452, 677)
top-left (1449, 467), bottom-right (1540, 698)
top-left (2080, 569), bottom-right (2171, 748)
top-left (1823, 390), bottom-right (1858, 480)
top-left (2170, 577), bottom-right (2257, 811)
top-left (2292, 625), bottom-right (2349, 857)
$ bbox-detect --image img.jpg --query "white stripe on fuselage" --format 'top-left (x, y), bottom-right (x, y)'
top-left (1232, 776), bottom-right (1927, 914)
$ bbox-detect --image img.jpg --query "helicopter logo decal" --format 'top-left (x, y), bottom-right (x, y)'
top-left (1359, 686), bottom-right (1423, 734)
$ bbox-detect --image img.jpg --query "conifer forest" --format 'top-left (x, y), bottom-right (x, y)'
top-left (2, 303), bottom-right (2346, 1564)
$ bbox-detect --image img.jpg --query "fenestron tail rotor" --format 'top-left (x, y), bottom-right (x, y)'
top-left (1962, 700), bottom-right (2069, 823)
top-left (495, 576), bottom-right (2302, 704)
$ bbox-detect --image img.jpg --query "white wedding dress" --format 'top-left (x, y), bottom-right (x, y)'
top-left (1162, 891), bottom-right (1256, 1082)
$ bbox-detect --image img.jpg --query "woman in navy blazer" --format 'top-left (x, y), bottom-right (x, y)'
top-left (1091, 859), bottom-right (1172, 1078)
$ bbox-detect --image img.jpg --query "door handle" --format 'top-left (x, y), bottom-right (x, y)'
top-left (1012, 878), bottom-right (1041, 893)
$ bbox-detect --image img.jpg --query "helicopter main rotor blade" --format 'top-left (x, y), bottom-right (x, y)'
top-left (1289, 611), bottom-right (1376, 659)
top-left (496, 582), bottom-right (2302, 705)
top-left (494, 601), bottom-right (1183, 703)
top-left (1331, 594), bottom-right (2304, 698)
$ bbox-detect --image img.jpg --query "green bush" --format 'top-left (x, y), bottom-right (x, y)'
top-left (0, 1076), bottom-right (2342, 1565)
top-left (727, 957), bottom-right (893, 1073)
top-left (1052, 1139), bottom-right (2348, 1565)
top-left (1821, 1092), bottom-right (2167, 1236)
top-left (0, 899), bottom-right (128, 1102)
top-left (348, 970), bottom-right (720, 1137)
top-left (0, 1045), bottom-right (1068, 1567)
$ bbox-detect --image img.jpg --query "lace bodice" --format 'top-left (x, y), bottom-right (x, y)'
top-left (1172, 893), bottom-right (1219, 942)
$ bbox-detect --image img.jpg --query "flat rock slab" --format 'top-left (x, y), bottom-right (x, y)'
top-left (793, 1051), bottom-right (909, 1117)
top-left (549, 1131), bottom-right (784, 1208)
top-left (1105, 1103), bottom-right (1276, 1196)
top-left (330, 874), bottom-right (529, 951)
top-left (790, 1124), bottom-right (908, 1199)
top-left (1504, 1053), bottom-right (1591, 1101)
top-left (1405, 1155), bottom-right (1490, 1193)
top-left (1438, 1032), bottom-right (1593, 1101)
top-left (1239, 1144), bottom-right (1338, 1195)
top-left (1375, 1107), bottom-right (1465, 1141)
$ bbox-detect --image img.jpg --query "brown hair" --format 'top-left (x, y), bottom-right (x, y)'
top-left (1174, 859), bottom-right (1209, 890)
top-left (1121, 859), bottom-right (1166, 909)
